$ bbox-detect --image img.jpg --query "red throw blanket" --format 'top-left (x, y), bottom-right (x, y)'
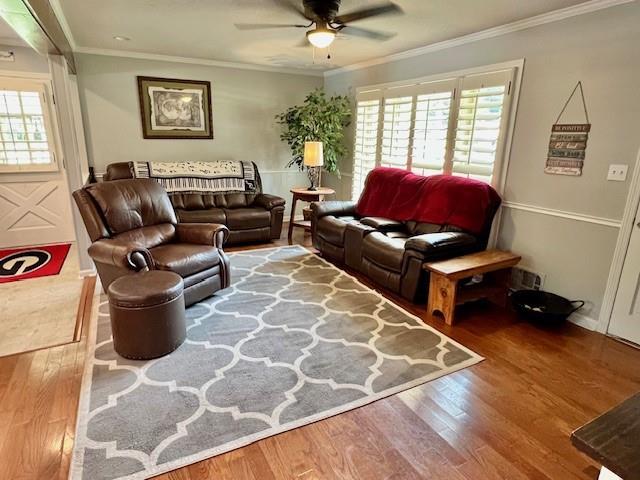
top-left (356, 167), bottom-right (501, 235)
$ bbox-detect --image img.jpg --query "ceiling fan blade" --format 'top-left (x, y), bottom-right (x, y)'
top-left (340, 25), bottom-right (396, 41)
top-left (334, 3), bottom-right (403, 24)
top-left (235, 23), bottom-right (308, 30)
top-left (273, 0), bottom-right (311, 20)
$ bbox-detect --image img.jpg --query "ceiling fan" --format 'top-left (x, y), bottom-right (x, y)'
top-left (235, 0), bottom-right (403, 49)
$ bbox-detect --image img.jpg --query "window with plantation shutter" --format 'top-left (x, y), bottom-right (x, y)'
top-left (352, 97), bottom-right (381, 199)
top-left (452, 70), bottom-right (513, 184)
top-left (351, 66), bottom-right (516, 200)
top-left (381, 95), bottom-right (413, 168)
top-left (411, 90), bottom-right (453, 176)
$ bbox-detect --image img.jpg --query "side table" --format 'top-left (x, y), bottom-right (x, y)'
top-left (424, 250), bottom-right (521, 325)
top-left (287, 187), bottom-right (335, 245)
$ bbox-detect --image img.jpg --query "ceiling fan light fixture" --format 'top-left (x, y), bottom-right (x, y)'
top-left (306, 28), bottom-right (336, 48)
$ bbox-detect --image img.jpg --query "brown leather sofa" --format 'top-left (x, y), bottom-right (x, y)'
top-left (311, 196), bottom-right (500, 304)
top-left (73, 178), bottom-right (231, 306)
top-left (103, 162), bottom-right (285, 245)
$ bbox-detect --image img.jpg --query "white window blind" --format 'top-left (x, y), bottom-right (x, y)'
top-left (351, 68), bottom-right (515, 200)
top-left (0, 79), bottom-right (57, 172)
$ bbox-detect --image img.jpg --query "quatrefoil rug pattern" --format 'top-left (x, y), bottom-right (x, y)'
top-left (71, 246), bottom-right (482, 480)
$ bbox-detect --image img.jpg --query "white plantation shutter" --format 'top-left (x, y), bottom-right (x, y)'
top-left (452, 70), bottom-right (513, 186)
top-left (381, 95), bottom-right (413, 168)
top-left (351, 67), bottom-right (515, 199)
top-left (352, 97), bottom-right (381, 199)
top-left (411, 90), bottom-right (453, 175)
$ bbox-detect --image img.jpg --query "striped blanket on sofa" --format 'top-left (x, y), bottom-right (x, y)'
top-left (133, 161), bottom-right (257, 194)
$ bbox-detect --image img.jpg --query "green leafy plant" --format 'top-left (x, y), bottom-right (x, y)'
top-left (276, 89), bottom-right (351, 174)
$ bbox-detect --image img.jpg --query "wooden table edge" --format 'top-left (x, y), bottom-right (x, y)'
top-left (424, 253), bottom-right (522, 279)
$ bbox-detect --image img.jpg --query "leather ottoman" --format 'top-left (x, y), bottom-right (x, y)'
top-left (107, 270), bottom-right (186, 359)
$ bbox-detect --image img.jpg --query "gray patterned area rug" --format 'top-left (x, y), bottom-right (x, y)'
top-left (71, 246), bottom-right (482, 480)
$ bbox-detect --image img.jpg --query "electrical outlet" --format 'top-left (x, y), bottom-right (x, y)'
top-left (607, 164), bottom-right (628, 181)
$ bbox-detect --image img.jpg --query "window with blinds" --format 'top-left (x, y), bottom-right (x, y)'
top-left (351, 67), bottom-right (515, 200)
top-left (0, 79), bottom-right (57, 172)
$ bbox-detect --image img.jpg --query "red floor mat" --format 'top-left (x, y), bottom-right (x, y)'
top-left (0, 243), bottom-right (71, 283)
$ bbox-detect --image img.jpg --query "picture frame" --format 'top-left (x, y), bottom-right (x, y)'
top-left (137, 76), bottom-right (213, 139)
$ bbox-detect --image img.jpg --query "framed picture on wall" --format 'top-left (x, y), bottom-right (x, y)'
top-left (137, 76), bottom-right (213, 139)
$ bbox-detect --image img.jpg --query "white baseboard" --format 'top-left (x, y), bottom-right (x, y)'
top-left (568, 312), bottom-right (599, 331)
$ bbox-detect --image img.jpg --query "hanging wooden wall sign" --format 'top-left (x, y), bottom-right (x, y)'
top-left (545, 82), bottom-right (590, 176)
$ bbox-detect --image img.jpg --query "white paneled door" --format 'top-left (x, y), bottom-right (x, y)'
top-left (0, 76), bottom-right (76, 248)
top-left (609, 199), bottom-right (640, 345)
top-left (0, 173), bottom-right (75, 248)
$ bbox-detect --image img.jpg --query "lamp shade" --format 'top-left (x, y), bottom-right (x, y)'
top-left (303, 141), bottom-right (324, 167)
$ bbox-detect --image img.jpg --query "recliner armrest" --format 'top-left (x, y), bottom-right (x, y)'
top-left (311, 200), bottom-right (357, 220)
top-left (88, 238), bottom-right (151, 270)
top-left (176, 223), bottom-right (229, 248)
top-left (253, 193), bottom-right (286, 210)
top-left (405, 232), bottom-right (477, 255)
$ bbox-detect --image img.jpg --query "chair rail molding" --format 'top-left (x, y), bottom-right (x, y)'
top-left (598, 146), bottom-right (640, 333)
top-left (502, 201), bottom-right (622, 228)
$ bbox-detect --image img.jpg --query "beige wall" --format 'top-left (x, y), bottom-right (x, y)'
top-left (0, 45), bottom-right (49, 74)
top-left (324, 3), bottom-right (640, 323)
top-left (75, 53), bottom-right (323, 215)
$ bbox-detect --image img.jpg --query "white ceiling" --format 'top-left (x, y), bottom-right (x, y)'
top-left (58, 0), bottom-right (591, 72)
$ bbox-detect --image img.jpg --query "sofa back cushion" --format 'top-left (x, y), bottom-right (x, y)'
top-left (84, 178), bottom-right (176, 236)
top-left (103, 161), bottom-right (263, 211)
top-left (356, 168), bottom-right (501, 237)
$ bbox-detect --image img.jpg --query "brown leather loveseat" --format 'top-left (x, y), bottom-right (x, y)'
top-left (73, 178), bottom-right (231, 306)
top-left (103, 161), bottom-right (286, 245)
top-left (311, 170), bottom-right (501, 303)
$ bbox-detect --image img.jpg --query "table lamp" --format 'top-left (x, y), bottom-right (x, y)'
top-left (303, 141), bottom-right (324, 191)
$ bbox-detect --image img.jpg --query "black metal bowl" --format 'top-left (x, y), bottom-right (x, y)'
top-left (511, 290), bottom-right (584, 325)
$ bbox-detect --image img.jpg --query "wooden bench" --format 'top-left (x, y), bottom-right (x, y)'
top-left (424, 250), bottom-right (521, 325)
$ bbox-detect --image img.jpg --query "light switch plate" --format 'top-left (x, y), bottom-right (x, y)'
top-left (607, 164), bottom-right (628, 181)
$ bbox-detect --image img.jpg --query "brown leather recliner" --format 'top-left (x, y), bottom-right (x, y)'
top-left (73, 178), bottom-right (231, 306)
top-left (311, 193), bottom-right (500, 304)
top-left (103, 162), bottom-right (285, 245)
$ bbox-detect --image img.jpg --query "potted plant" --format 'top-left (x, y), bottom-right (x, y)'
top-left (276, 89), bottom-right (351, 175)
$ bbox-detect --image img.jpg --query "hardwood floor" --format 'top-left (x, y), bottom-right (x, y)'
top-left (1, 226), bottom-right (639, 480)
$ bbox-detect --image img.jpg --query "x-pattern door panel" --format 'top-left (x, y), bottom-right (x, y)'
top-left (0, 177), bottom-right (74, 248)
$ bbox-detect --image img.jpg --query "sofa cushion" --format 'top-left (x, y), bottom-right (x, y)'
top-left (317, 215), bottom-right (357, 246)
top-left (362, 232), bottom-right (407, 273)
top-left (150, 243), bottom-right (220, 277)
top-left (177, 208), bottom-right (226, 224)
top-left (224, 207), bottom-right (271, 230)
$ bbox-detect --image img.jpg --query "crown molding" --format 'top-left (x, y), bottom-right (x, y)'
top-left (324, 0), bottom-right (634, 77)
top-left (74, 47), bottom-right (326, 77)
